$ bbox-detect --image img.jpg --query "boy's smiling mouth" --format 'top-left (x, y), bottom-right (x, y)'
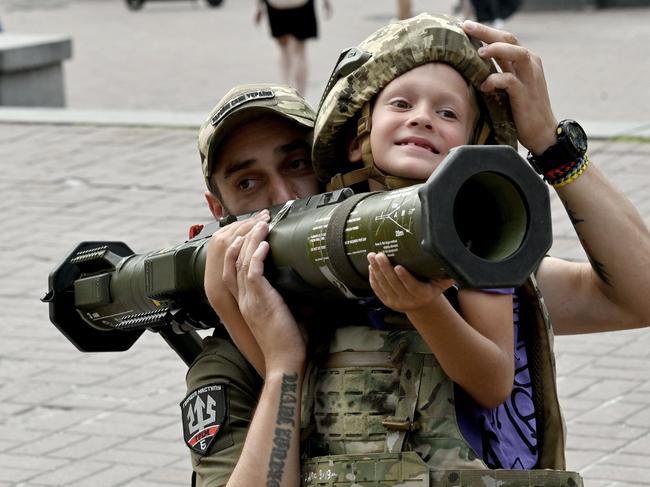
top-left (396, 136), bottom-right (440, 154)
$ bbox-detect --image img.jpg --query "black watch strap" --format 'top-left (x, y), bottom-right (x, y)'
top-left (527, 120), bottom-right (588, 175)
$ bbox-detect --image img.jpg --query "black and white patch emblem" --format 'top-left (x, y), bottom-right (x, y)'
top-left (181, 384), bottom-right (227, 456)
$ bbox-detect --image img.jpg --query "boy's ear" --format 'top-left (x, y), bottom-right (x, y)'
top-left (204, 191), bottom-right (225, 219)
top-left (348, 135), bottom-right (363, 162)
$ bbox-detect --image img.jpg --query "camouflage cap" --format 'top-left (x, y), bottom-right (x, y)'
top-left (312, 13), bottom-right (518, 183)
top-left (199, 83), bottom-right (316, 191)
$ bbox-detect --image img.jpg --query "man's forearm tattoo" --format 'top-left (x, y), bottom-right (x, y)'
top-left (266, 373), bottom-right (298, 487)
top-left (566, 203), bottom-right (613, 286)
top-left (566, 205), bottom-right (584, 227)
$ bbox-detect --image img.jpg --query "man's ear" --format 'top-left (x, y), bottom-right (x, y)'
top-left (204, 191), bottom-right (225, 219)
top-left (348, 135), bottom-right (363, 162)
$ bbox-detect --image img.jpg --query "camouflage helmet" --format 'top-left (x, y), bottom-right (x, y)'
top-left (312, 13), bottom-right (518, 186)
top-left (199, 83), bottom-right (316, 192)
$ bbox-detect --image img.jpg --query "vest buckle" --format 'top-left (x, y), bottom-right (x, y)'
top-left (382, 417), bottom-right (420, 432)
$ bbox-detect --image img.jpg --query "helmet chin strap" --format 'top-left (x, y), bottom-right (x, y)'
top-left (474, 117), bottom-right (492, 146)
top-left (327, 102), bottom-right (427, 191)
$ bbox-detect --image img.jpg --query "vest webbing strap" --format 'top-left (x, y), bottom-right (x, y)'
top-left (521, 275), bottom-right (567, 470)
top-left (325, 351), bottom-right (394, 368)
top-left (324, 192), bottom-right (376, 293)
top-left (386, 352), bottom-right (424, 453)
top-left (430, 468), bottom-right (583, 486)
top-left (302, 452), bottom-right (583, 486)
top-left (326, 165), bottom-right (424, 192)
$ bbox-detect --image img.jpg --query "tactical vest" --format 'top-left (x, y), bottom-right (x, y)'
top-left (300, 275), bottom-right (583, 486)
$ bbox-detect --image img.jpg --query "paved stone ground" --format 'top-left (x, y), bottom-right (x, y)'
top-left (1, 0), bottom-right (650, 485)
top-left (0, 124), bottom-right (206, 487)
top-left (1, 124), bottom-right (649, 486)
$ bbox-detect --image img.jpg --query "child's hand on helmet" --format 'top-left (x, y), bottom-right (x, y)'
top-left (462, 20), bottom-right (558, 156)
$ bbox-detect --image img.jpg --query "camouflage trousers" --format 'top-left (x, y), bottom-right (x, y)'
top-left (302, 452), bottom-right (583, 487)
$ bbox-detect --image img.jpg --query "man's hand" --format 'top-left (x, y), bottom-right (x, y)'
top-left (204, 211), bottom-right (271, 374)
top-left (223, 221), bottom-right (306, 370)
top-left (204, 210), bottom-right (270, 316)
top-left (462, 20), bottom-right (558, 155)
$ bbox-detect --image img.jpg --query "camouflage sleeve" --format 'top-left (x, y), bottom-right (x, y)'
top-left (184, 336), bottom-right (262, 487)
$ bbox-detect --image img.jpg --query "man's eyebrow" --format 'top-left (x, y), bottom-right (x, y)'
top-left (220, 139), bottom-right (309, 179)
top-left (222, 158), bottom-right (256, 180)
top-left (275, 139), bottom-right (311, 155)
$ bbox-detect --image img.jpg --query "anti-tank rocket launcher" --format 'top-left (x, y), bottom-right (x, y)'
top-left (43, 146), bottom-right (552, 361)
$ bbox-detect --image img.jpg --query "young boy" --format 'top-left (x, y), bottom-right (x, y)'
top-left (308, 13), bottom-right (576, 478)
top-left (352, 61), bottom-right (516, 410)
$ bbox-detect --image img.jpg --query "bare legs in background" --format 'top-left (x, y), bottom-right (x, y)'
top-left (276, 35), bottom-right (307, 95)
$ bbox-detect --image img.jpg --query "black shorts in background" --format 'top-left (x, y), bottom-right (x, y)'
top-left (264, 0), bottom-right (318, 40)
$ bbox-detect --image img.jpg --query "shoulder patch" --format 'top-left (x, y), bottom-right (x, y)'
top-left (181, 383), bottom-right (227, 456)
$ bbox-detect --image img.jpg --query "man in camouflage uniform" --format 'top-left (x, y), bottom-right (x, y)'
top-left (183, 82), bottom-right (319, 486)
top-left (188, 18), bottom-right (650, 487)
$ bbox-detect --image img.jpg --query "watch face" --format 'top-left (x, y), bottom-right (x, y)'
top-left (564, 121), bottom-right (588, 155)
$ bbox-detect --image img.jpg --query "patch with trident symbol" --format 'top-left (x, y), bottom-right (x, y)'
top-left (181, 384), bottom-right (227, 455)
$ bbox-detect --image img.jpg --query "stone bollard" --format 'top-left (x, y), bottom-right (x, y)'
top-left (0, 34), bottom-right (72, 107)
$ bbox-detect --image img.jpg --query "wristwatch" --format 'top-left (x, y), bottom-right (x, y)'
top-left (527, 119), bottom-right (588, 175)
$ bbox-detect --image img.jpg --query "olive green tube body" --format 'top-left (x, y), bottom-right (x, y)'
top-left (270, 186), bottom-right (430, 298)
top-left (72, 238), bottom-right (210, 332)
top-left (47, 146), bottom-right (551, 352)
top-left (269, 145), bottom-right (551, 296)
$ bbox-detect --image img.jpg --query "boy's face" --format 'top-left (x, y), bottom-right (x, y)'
top-left (362, 62), bottom-right (477, 183)
top-left (205, 115), bottom-right (319, 217)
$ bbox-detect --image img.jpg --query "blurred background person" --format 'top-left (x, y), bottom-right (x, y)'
top-left (397, 0), bottom-right (411, 19)
top-left (254, 0), bottom-right (332, 95)
top-left (469, 0), bottom-right (521, 28)
top-left (453, 0), bottom-right (474, 20)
